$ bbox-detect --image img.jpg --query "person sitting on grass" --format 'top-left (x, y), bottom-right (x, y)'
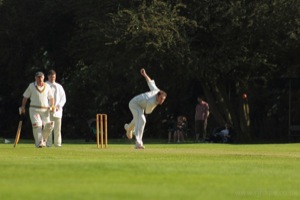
top-left (209, 123), bottom-right (234, 143)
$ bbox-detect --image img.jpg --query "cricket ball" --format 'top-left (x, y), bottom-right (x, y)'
top-left (242, 93), bottom-right (247, 99)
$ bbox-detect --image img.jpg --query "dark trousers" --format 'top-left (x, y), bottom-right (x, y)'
top-left (195, 120), bottom-right (207, 140)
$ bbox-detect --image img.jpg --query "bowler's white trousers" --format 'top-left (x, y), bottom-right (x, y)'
top-left (127, 97), bottom-right (147, 146)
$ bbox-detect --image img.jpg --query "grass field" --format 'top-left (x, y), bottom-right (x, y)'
top-left (1, 138), bottom-right (300, 200)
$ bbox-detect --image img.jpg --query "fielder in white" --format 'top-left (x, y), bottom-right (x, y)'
top-left (46, 69), bottom-right (66, 147)
top-left (21, 72), bottom-right (55, 148)
top-left (124, 68), bottom-right (167, 149)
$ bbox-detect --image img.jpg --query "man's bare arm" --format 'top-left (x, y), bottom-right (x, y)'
top-left (140, 68), bottom-right (151, 82)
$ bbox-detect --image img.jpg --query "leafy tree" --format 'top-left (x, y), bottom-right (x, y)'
top-left (185, 0), bottom-right (300, 141)
top-left (64, 0), bottom-right (197, 138)
top-left (1, 0), bottom-right (299, 142)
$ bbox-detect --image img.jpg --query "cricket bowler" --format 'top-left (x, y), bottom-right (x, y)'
top-left (124, 68), bottom-right (167, 149)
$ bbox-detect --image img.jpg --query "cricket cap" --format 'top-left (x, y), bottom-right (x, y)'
top-left (35, 72), bottom-right (44, 77)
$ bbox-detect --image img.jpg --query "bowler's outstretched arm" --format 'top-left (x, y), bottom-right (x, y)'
top-left (140, 68), bottom-right (151, 82)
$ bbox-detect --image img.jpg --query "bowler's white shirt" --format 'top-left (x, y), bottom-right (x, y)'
top-left (131, 80), bottom-right (160, 114)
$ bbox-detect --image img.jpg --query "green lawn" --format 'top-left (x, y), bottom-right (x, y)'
top-left (1, 139), bottom-right (300, 200)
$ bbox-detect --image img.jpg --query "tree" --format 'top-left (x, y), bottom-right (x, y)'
top-left (185, 0), bottom-right (300, 141)
top-left (64, 0), bottom-right (197, 138)
top-left (1, 0), bottom-right (299, 142)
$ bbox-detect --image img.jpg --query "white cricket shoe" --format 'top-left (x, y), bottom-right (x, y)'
top-left (135, 141), bottom-right (145, 149)
top-left (38, 140), bottom-right (46, 148)
top-left (135, 143), bottom-right (145, 149)
top-left (124, 124), bottom-right (133, 139)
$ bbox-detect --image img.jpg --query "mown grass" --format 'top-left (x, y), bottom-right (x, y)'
top-left (1, 139), bottom-right (300, 200)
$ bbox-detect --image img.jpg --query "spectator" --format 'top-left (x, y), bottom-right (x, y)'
top-left (214, 123), bottom-right (230, 143)
top-left (167, 114), bottom-right (176, 143)
top-left (86, 118), bottom-right (96, 142)
top-left (209, 123), bottom-right (235, 143)
top-left (195, 96), bottom-right (209, 142)
top-left (174, 115), bottom-right (187, 143)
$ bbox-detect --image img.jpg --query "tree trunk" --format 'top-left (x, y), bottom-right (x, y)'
top-left (202, 79), bottom-right (251, 142)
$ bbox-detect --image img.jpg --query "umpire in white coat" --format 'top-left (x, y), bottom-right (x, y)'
top-left (124, 68), bottom-right (167, 149)
top-left (46, 69), bottom-right (66, 147)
